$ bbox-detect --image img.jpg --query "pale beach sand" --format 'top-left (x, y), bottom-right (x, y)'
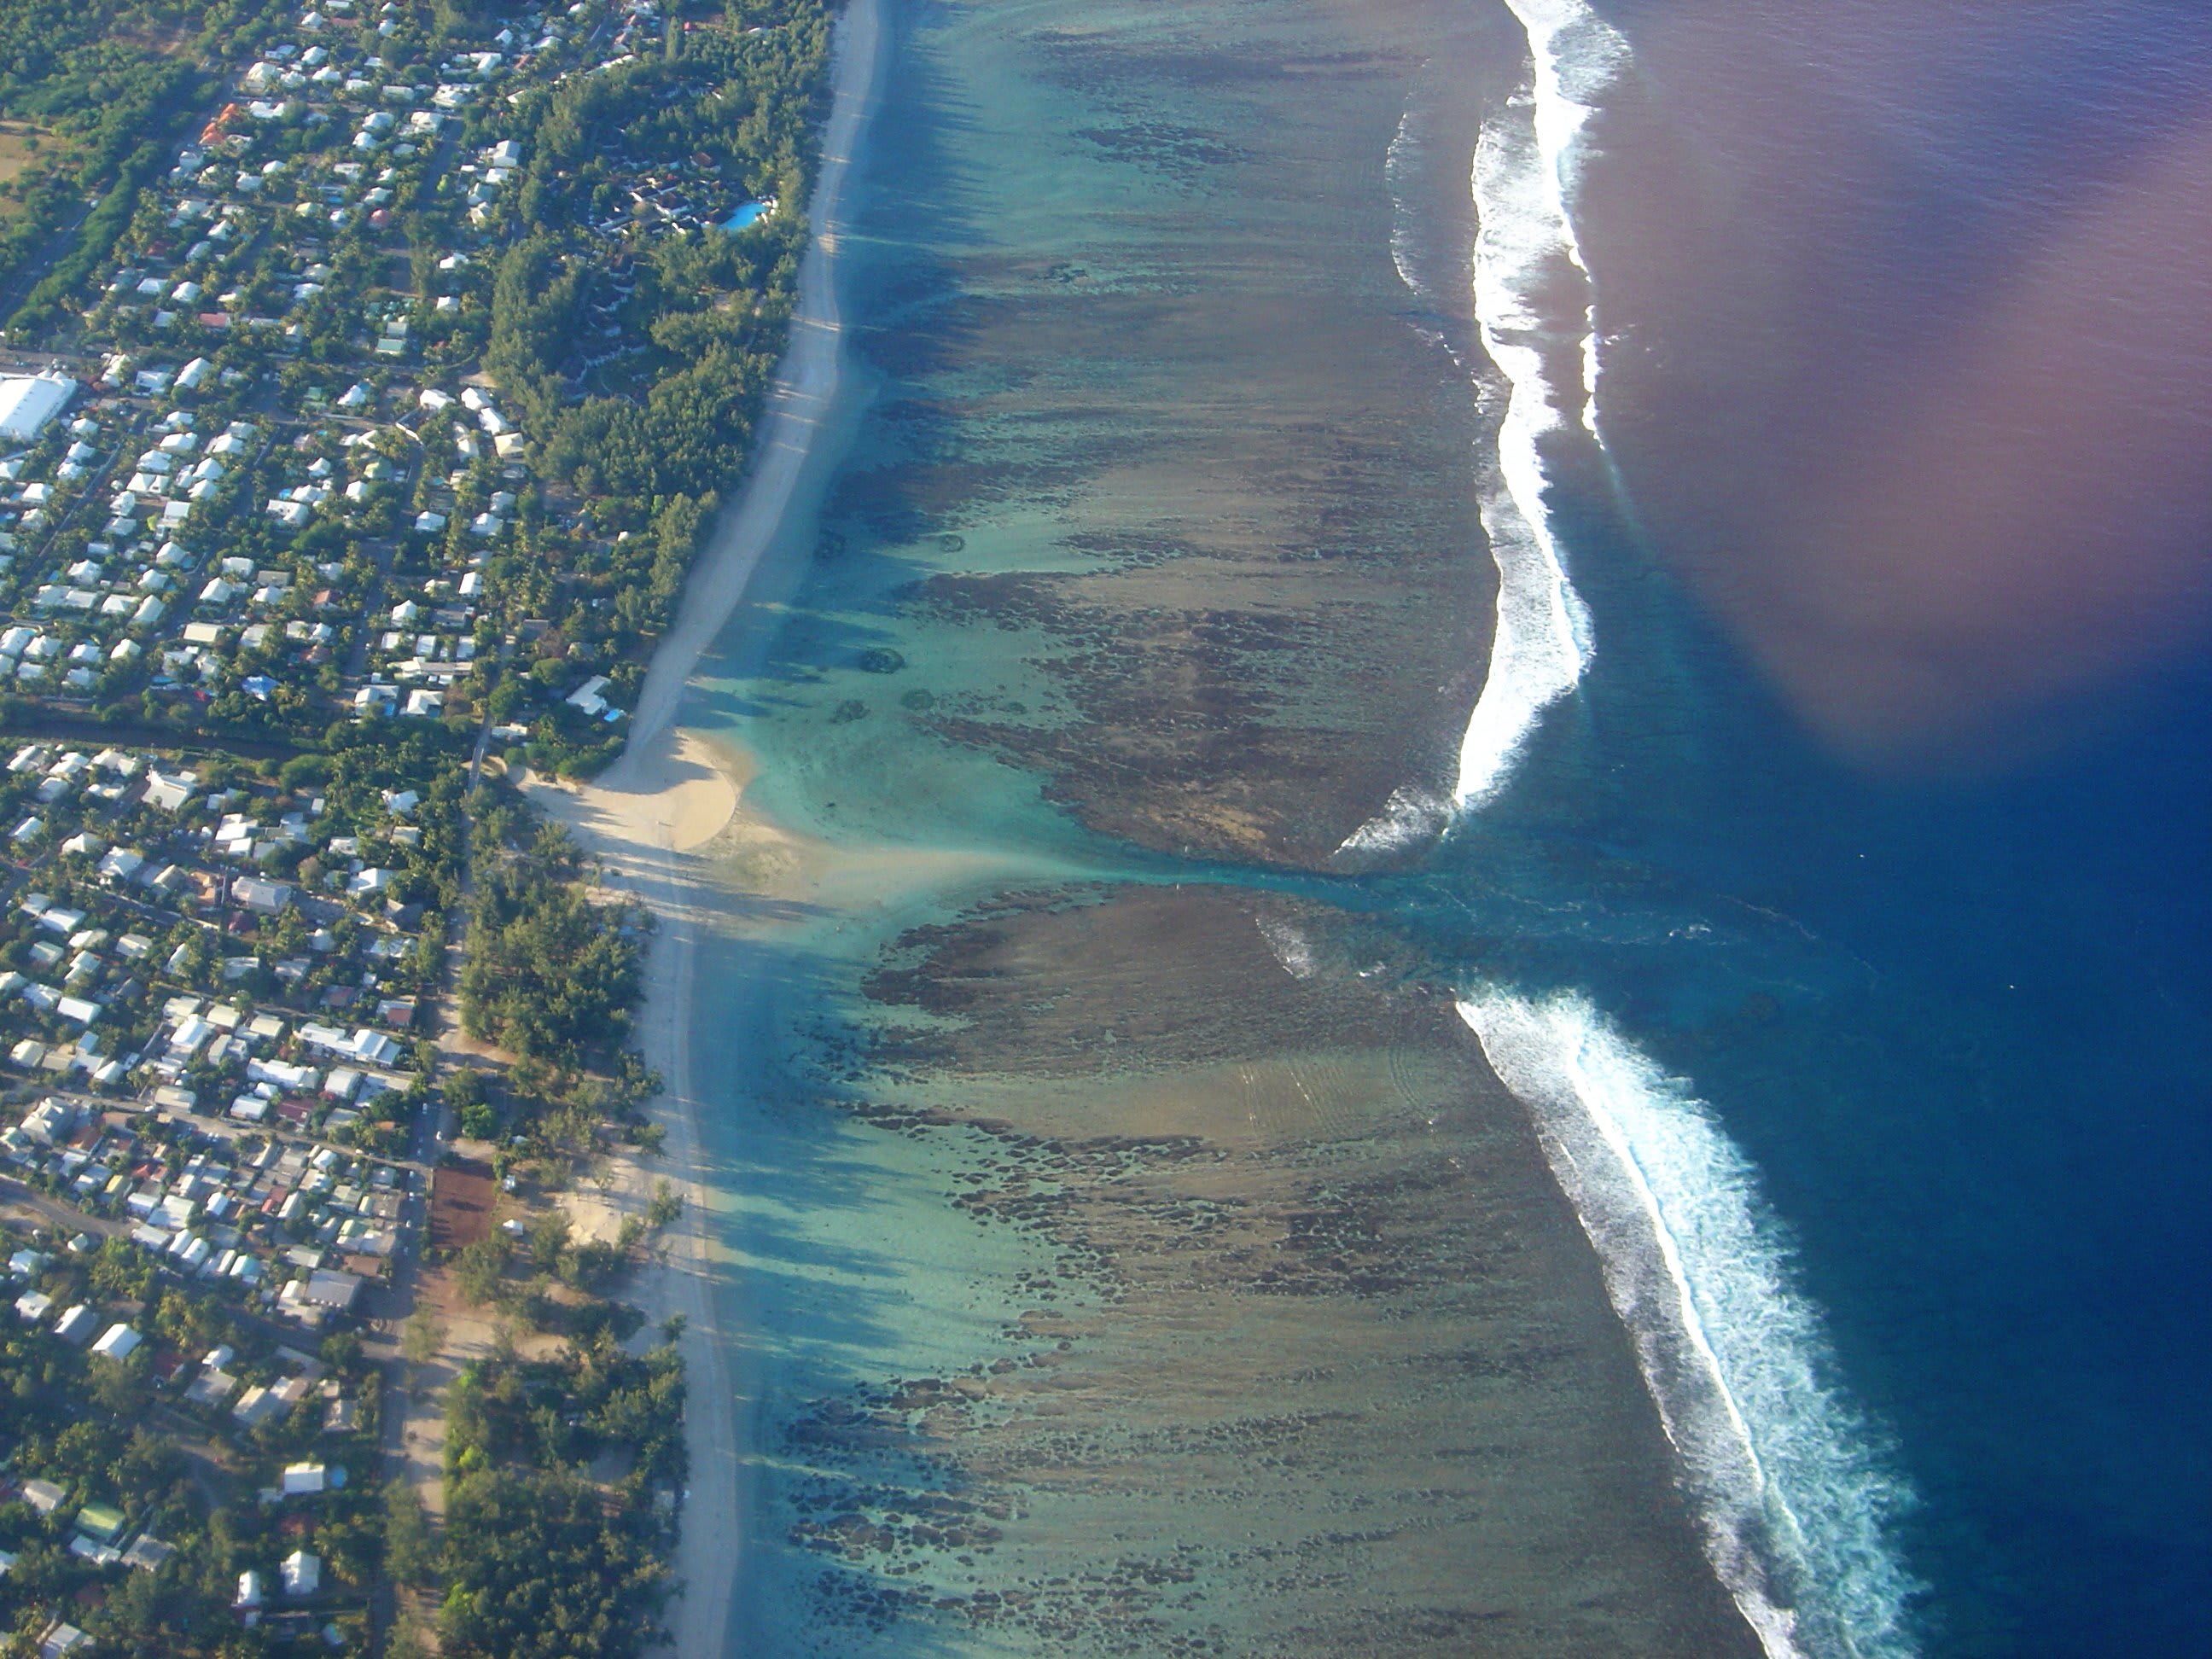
top-left (522, 1), bottom-right (891, 1651)
top-left (620, 0), bottom-right (884, 764)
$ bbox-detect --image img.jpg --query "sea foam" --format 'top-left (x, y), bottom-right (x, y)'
top-left (1447, 2), bottom-right (1627, 806)
top-left (1342, 9), bottom-right (1615, 851)
top-left (1458, 992), bottom-right (1922, 1659)
top-left (1386, 96), bottom-right (1433, 308)
top-left (1443, 12), bottom-right (1925, 1653)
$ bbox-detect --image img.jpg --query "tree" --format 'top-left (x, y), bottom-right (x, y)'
top-left (439, 1467), bottom-right (670, 1659)
top-left (403, 1308), bottom-right (445, 1369)
top-left (454, 1237), bottom-right (509, 1307)
top-left (527, 1209), bottom-right (571, 1276)
top-left (458, 841), bottom-right (643, 1064)
top-left (384, 1480), bottom-right (438, 1585)
top-left (86, 1354), bottom-right (144, 1417)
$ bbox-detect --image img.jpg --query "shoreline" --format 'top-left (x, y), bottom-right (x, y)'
top-left (530, 0), bottom-right (1764, 1650)
top-left (527, 0), bottom-right (892, 1652)
top-left (614, 0), bottom-right (887, 768)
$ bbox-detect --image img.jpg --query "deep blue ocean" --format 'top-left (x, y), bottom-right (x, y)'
top-left (1417, 3), bottom-right (2212, 1653)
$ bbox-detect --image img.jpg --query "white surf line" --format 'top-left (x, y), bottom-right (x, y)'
top-left (1339, 5), bottom-right (1622, 853)
top-left (1505, 0), bottom-right (1627, 433)
top-left (1337, 80), bottom-right (1471, 856)
top-left (1447, 0), bottom-right (1630, 810)
top-left (1458, 992), bottom-right (1922, 1659)
top-left (1425, 12), bottom-right (1922, 1656)
top-left (1446, 88), bottom-right (1592, 811)
top-left (1386, 89), bottom-right (1429, 306)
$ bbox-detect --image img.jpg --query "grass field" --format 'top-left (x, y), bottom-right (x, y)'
top-left (0, 121), bottom-right (52, 189)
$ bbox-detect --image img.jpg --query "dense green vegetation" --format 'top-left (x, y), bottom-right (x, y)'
top-left (0, 1), bottom-right (284, 319)
top-left (437, 1335), bottom-right (684, 1659)
top-left (461, 3), bottom-right (830, 773)
top-left (457, 820), bottom-right (645, 1068)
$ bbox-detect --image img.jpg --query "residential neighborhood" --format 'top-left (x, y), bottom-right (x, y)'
top-left (0, 0), bottom-right (830, 1650)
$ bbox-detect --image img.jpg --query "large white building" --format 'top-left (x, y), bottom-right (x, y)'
top-left (0, 371), bottom-right (76, 442)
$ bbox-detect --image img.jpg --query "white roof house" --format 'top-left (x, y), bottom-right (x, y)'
top-left (281, 1462), bottom-right (327, 1495)
top-left (21, 1479), bottom-right (64, 1515)
top-left (54, 1304), bottom-right (99, 1345)
top-left (90, 1323), bottom-right (141, 1361)
top-left (0, 374), bottom-right (76, 441)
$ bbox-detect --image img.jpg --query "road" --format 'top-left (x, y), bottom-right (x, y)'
top-left (0, 198), bottom-right (93, 323)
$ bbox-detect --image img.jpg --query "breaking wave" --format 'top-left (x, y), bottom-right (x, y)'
top-left (1449, 0), bottom-right (1626, 807)
top-left (1254, 914), bottom-right (1319, 980)
top-left (1458, 992), bottom-right (1923, 1659)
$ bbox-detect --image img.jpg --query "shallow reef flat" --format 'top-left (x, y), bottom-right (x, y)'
top-left (683, 0), bottom-right (1768, 1651)
top-left (753, 882), bottom-right (1756, 1656)
top-left (744, 0), bottom-right (1527, 868)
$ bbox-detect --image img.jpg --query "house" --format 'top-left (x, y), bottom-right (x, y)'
top-left (54, 1304), bottom-right (99, 1346)
top-left (98, 847), bottom-right (146, 883)
top-left (73, 1502), bottom-right (125, 1543)
top-left (566, 674), bottom-right (611, 717)
top-left (20, 1479), bottom-right (65, 1516)
top-left (89, 1323), bottom-right (141, 1361)
top-left (233, 876), bottom-right (294, 915)
top-left (280, 1549), bottom-right (319, 1598)
top-left (0, 373), bottom-right (76, 442)
top-left (185, 1368), bottom-right (238, 1407)
top-left (121, 1534), bottom-right (175, 1572)
top-left (143, 770), bottom-right (197, 812)
top-left (300, 1269), bottom-right (363, 1313)
top-left (235, 1569), bottom-right (264, 1609)
top-left (281, 1462), bottom-right (327, 1495)
top-left (20, 1098), bottom-right (73, 1145)
top-left (231, 1384), bottom-right (280, 1427)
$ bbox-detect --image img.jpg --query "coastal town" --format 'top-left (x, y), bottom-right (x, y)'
top-left (0, 0), bottom-right (832, 1650)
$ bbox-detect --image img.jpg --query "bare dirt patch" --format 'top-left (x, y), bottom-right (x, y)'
top-left (428, 1159), bottom-right (495, 1250)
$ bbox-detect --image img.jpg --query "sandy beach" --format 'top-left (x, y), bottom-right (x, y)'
top-left (526, 1), bottom-right (889, 1651)
top-left (522, 0), bottom-right (1761, 1650)
top-left (619, 0), bottom-right (884, 761)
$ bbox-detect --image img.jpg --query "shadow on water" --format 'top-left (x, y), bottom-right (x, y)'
top-left (654, 0), bottom-right (1926, 1651)
top-left (677, 917), bottom-right (1043, 1657)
